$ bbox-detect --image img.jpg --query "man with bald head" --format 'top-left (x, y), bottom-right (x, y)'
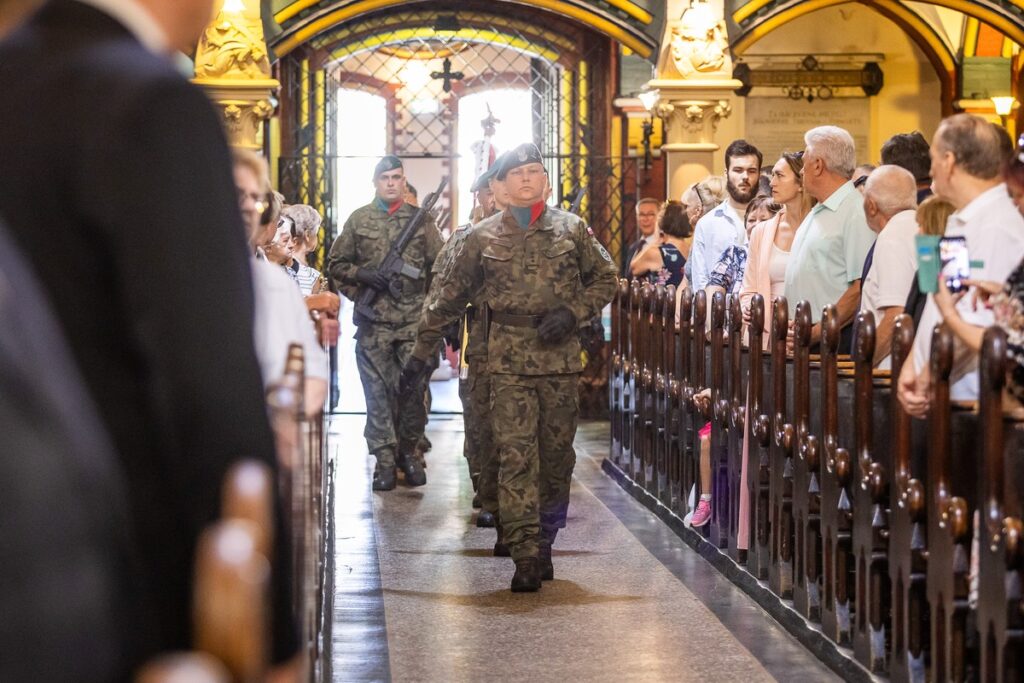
top-left (858, 165), bottom-right (919, 366)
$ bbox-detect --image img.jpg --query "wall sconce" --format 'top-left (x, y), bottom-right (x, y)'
top-left (637, 90), bottom-right (660, 173)
top-left (992, 96), bottom-right (1016, 128)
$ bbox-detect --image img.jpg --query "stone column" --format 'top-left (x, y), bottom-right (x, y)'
top-left (192, 0), bottom-right (279, 150)
top-left (644, 0), bottom-right (743, 200)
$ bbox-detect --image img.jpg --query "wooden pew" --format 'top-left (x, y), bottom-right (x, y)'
top-left (769, 297), bottom-right (795, 598)
top-left (925, 324), bottom-right (979, 682)
top-left (610, 278), bottom-right (629, 464)
top-left (886, 315), bottom-right (928, 683)
top-left (638, 281), bottom-right (657, 485)
top-left (674, 288), bottom-right (694, 514)
top-left (709, 291), bottom-right (729, 547)
top-left (746, 294), bottom-right (772, 579)
top-left (626, 279), bottom-right (642, 479)
top-left (137, 462), bottom-right (275, 683)
top-left (818, 305), bottom-right (855, 641)
top-left (648, 284), bottom-right (667, 493)
top-left (789, 301), bottom-right (820, 620)
top-left (658, 284), bottom-right (678, 507)
top-left (849, 311), bottom-right (896, 672)
top-left (686, 290), bottom-right (709, 519)
top-left (726, 294), bottom-right (748, 562)
top-left (266, 344), bottom-right (325, 682)
top-left (976, 326), bottom-right (1024, 683)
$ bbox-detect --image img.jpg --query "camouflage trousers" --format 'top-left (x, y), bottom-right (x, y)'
top-left (459, 362), bottom-right (497, 514)
top-left (490, 372), bottom-right (579, 561)
top-left (354, 334), bottom-right (428, 468)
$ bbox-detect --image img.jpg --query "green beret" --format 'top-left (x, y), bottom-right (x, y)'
top-left (495, 143), bottom-right (544, 180)
top-left (374, 155), bottom-right (403, 178)
top-left (471, 162), bottom-right (502, 192)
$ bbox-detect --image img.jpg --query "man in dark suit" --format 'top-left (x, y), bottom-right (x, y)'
top-left (0, 0), bottom-right (297, 673)
top-left (0, 217), bottom-right (135, 682)
top-left (622, 197), bottom-right (660, 278)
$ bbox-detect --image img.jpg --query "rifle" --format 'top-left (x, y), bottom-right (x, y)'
top-left (568, 185), bottom-right (585, 215)
top-left (354, 176), bottom-right (448, 323)
top-left (435, 208), bottom-right (451, 233)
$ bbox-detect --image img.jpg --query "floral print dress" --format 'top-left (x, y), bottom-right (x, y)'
top-left (648, 243), bottom-right (686, 288)
top-left (992, 258), bottom-right (1024, 404)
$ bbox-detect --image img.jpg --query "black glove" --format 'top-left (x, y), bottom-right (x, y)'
top-left (537, 306), bottom-right (577, 344)
top-left (355, 267), bottom-right (389, 292)
top-left (399, 356), bottom-right (429, 394)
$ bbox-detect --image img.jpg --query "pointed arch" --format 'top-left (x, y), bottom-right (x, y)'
top-left (272, 0), bottom-right (658, 58)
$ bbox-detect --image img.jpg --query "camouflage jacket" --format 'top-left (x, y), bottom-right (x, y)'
top-left (327, 200), bottom-right (443, 333)
top-left (426, 222), bottom-right (489, 360)
top-left (412, 206), bottom-right (617, 375)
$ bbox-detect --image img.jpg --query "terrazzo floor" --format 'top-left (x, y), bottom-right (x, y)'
top-left (327, 414), bottom-right (839, 682)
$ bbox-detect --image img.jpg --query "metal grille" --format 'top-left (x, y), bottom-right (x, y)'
top-left (275, 3), bottom-right (636, 416)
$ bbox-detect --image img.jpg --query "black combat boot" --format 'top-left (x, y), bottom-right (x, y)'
top-left (510, 558), bottom-right (542, 592)
top-left (538, 545), bottom-right (554, 581)
top-left (372, 466), bottom-right (397, 491)
top-left (475, 510), bottom-right (495, 528)
top-left (538, 528), bottom-right (557, 580)
top-left (401, 456), bottom-right (426, 487)
top-left (471, 494), bottom-right (482, 509)
top-left (494, 524), bottom-right (511, 557)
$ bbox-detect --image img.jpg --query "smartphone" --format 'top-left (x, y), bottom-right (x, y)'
top-left (939, 236), bottom-right (970, 294)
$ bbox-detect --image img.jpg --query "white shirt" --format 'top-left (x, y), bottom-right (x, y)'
top-left (690, 200), bottom-right (746, 291)
top-left (252, 258), bottom-right (329, 387)
top-left (860, 210), bottom-right (918, 369)
top-left (912, 183), bottom-right (1024, 399)
top-left (74, 0), bottom-right (170, 55)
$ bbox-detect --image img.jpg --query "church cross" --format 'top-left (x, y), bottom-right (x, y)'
top-left (431, 57), bottom-right (464, 93)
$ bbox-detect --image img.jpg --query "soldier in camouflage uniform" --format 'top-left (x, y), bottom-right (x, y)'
top-left (327, 156), bottom-right (444, 491)
top-left (402, 144), bottom-right (617, 592)
top-left (424, 159), bottom-right (509, 528)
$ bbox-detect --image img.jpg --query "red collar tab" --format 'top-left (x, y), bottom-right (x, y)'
top-left (388, 200), bottom-right (403, 215)
top-left (530, 201), bottom-right (545, 225)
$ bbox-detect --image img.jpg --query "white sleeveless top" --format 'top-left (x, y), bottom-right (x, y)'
top-left (768, 243), bottom-right (789, 299)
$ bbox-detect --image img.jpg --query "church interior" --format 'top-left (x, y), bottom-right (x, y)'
top-left (6, 0), bottom-right (1024, 681)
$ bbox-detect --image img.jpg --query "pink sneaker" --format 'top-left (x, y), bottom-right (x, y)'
top-left (690, 499), bottom-right (712, 527)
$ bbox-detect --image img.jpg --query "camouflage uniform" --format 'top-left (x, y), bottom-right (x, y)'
top-left (426, 223), bottom-right (496, 513)
top-left (413, 206), bottom-right (616, 560)
top-left (328, 200), bottom-right (443, 469)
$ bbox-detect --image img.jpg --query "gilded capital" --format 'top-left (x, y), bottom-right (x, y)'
top-left (193, 0), bottom-right (279, 150)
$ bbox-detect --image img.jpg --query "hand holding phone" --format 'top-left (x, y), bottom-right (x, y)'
top-left (939, 236), bottom-right (970, 294)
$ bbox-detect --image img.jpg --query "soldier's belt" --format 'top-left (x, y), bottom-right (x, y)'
top-left (489, 310), bottom-right (545, 328)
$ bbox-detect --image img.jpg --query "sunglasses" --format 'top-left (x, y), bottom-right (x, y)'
top-left (853, 175), bottom-right (869, 188)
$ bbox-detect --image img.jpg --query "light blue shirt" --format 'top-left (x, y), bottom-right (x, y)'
top-left (783, 180), bottom-right (875, 322)
top-left (690, 200), bottom-right (746, 291)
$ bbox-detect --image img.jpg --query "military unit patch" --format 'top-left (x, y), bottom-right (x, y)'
top-left (597, 243), bottom-right (612, 262)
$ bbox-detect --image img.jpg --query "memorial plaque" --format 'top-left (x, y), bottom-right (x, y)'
top-left (745, 97), bottom-right (871, 165)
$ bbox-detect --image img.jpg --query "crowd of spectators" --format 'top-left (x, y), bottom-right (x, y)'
top-left (628, 112), bottom-right (1024, 531)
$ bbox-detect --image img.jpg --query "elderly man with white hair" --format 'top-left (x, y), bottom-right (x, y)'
top-left (784, 126), bottom-right (876, 351)
top-left (859, 165), bottom-right (919, 367)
